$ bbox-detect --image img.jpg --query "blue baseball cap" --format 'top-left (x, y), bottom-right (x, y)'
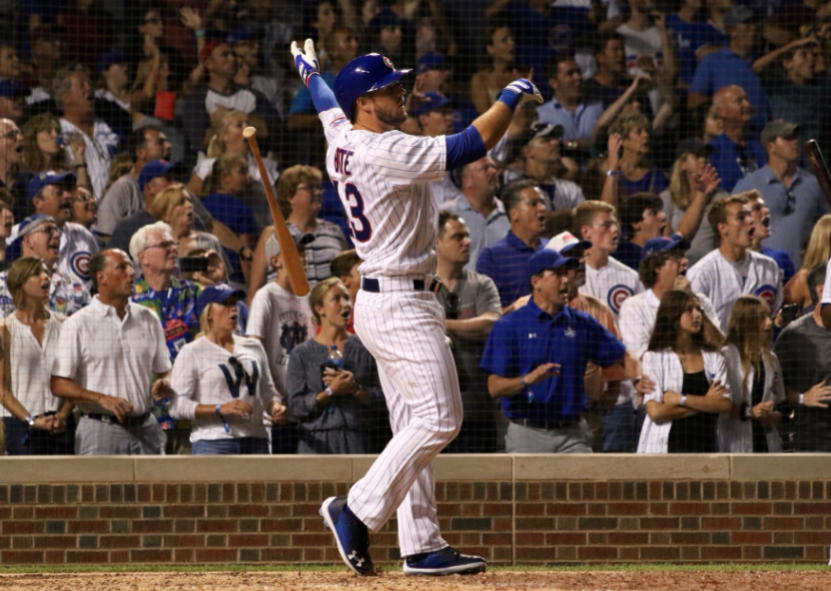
top-left (642, 234), bottom-right (691, 258)
top-left (227, 26), bottom-right (257, 45)
top-left (528, 249), bottom-right (579, 278)
top-left (0, 80), bottom-right (25, 98)
top-left (28, 171), bottom-right (77, 201)
top-left (6, 214), bottom-right (57, 262)
top-left (138, 159), bottom-right (176, 192)
top-left (416, 52), bottom-right (447, 74)
top-left (98, 49), bottom-right (125, 73)
top-left (196, 283), bottom-right (246, 318)
top-left (414, 92), bottom-right (452, 118)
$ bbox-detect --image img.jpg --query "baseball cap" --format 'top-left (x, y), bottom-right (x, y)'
top-left (6, 214), bottom-right (57, 262)
top-left (528, 249), bottom-right (579, 278)
top-left (196, 283), bottom-right (246, 318)
top-left (370, 9), bottom-right (400, 32)
top-left (0, 81), bottom-right (26, 98)
top-left (28, 171), bottom-right (77, 201)
top-left (642, 234), bottom-right (690, 258)
top-left (265, 230), bottom-right (315, 260)
top-left (413, 92), bottom-right (452, 118)
top-left (545, 231), bottom-right (592, 254)
top-left (200, 40), bottom-right (222, 64)
top-left (98, 49), bottom-right (125, 73)
top-left (227, 26), bottom-right (256, 45)
top-left (675, 138), bottom-right (714, 160)
top-left (416, 52), bottom-right (447, 74)
top-left (761, 120), bottom-right (800, 146)
top-left (138, 159), bottom-right (176, 192)
top-left (723, 5), bottom-right (757, 29)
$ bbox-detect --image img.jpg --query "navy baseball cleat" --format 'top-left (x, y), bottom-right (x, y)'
top-left (403, 546), bottom-right (487, 576)
top-left (320, 496), bottom-right (374, 575)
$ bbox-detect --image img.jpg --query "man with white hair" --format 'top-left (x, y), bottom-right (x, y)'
top-left (0, 214), bottom-right (90, 319)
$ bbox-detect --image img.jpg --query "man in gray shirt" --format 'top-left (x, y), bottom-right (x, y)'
top-left (434, 211), bottom-right (502, 452)
top-left (441, 156), bottom-right (509, 271)
top-left (95, 126), bottom-right (171, 237)
top-left (773, 263), bottom-right (831, 452)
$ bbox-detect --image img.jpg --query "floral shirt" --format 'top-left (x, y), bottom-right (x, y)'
top-left (131, 276), bottom-right (201, 361)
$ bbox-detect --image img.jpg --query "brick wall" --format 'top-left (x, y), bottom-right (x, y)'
top-left (0, 456), bottom-right (829, 565)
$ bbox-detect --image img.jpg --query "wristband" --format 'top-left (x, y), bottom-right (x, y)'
top-left (216, 404), bottom-right (230, 433)
top-left (496, 89), bottom-right (521, 111)
top-left (520, 375), bottom-right (528, 387)
top-left (215, 404), bottom-right (222, 416)
top-left (606, 169), bottom-right (620, 177)
top-left (74, 163), bottom-right (88, 169)
top-left (744, 404), bottom-right (753, 419)
top-left (325, 386), bottom-right (334, 397)
top-left (679, 395), bottom-right (687, 407)
top-left (195, 29), bottom-right (206, 38)
top-left (799, 393), bottom-right (805, 405)
top-left (25, 415), bottom-right (35, 427)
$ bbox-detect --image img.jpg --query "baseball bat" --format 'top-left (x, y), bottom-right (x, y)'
top-left (243, 126), bottom-right (311, 297)
top-left (804, 139), bottom-right (831, 210)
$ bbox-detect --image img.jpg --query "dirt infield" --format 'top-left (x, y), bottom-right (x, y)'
top-left (0, 570), bottom-right (830, 591)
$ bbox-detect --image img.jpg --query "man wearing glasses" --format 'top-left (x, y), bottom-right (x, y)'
top-left (434, 211), bottom-right (502, 452)
top-left (733, 120), bottom-right (828, 268)
top-left (0, 213), bottom-right (90, 319)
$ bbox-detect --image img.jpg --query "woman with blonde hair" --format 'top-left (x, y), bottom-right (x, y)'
top-left (286, 277), bottom-right (382, 454)
top-left (784, 214), bottom-right (831, 309)
top-left (21, 113), bottom-right (91, 192)
top-left (150, 183), bottom-right (224, 259)
top-left (719, 296), bottom-right (784, 453)
top-left (186, 110), bottom-right (278, 196)
top-left (169, 283), bottom-right (287, 454)
top-left (0, 256), bottom-right (74, 455)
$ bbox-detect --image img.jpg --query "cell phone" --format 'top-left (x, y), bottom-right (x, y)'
top-left (780, 304), bottom-right (800, 324)
top-left (179, 256), bottom-right (209, 273)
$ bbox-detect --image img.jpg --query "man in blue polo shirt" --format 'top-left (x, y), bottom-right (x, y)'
top-left (477, 179), bottom-right (548, 313)
top-left (481, 249), bottom-right (646, 453)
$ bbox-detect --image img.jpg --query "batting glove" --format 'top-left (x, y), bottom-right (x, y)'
top-left (290, 38), bottom-right (320, 86)
top-left (502, 79), bottom-right (544, 104)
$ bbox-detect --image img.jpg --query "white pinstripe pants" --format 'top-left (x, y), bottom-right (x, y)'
top-left (349, 289), bottom-right (463, 557)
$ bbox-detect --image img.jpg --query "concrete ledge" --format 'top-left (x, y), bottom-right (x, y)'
top-left (1, 454), bottom-right (829, 483)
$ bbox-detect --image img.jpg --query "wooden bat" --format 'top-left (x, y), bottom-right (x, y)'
top-left (243, 126), bottom-right (311, 297)
top-left (804, 139), bottom-right (831, 210)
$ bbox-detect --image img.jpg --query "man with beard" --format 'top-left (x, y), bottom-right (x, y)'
top-left (743, 190), bottom-right (795, 285)
top-left (54, 65), bottom-right (119, 200)
top-left (477, 179), bottom-right (549, 312)
top-left (0, 214), bottom-right (90, 319)
top-left (440, 156), bottom-right (509, 271)
top-left (15, 172), bottom-right (99, 290)
top-left (687, 193), bottom-right (783, 332)
top-left (434, 211), bottom-right (502, 453)
top-left (481, 248), bottom-right (649, 454)
top-left (619, 235), bottom-right (722, 359)
top-left (733, 120), bottom-right (827, 268)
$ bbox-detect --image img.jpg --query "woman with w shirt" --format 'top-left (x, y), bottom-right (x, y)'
top-left (638, 289), bottom-right (731, 453)
top-left (169, 283), bottom-right (287, 455)
top-left (719, 296), bottom-right (784, 453)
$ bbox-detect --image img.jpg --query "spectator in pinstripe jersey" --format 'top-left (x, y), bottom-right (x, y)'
top-left (248, 165), bottom-right (347, 299)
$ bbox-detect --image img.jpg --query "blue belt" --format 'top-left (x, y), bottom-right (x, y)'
top-left (361, 277), bottom-right (442, 293)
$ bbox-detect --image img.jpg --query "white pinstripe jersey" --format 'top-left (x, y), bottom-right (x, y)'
top-left (581, 256), bottom-right (644, 319)
top-left (687, 249), bottom-right (783, 333)
top-left (319, 108), bottom-right (447, 278)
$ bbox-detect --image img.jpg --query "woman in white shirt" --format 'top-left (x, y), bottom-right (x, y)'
top-left (170, 283), bottom-right (287, 454)
top-left (0, 256), bottom-right (74, 455)
top-left (638, 289), bottom-right (731, 454)
top-left (720, 296), bottom-right (784, 453)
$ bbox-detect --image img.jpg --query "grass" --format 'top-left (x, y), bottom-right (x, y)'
top-left (1, 563), bottom-right (830, 574)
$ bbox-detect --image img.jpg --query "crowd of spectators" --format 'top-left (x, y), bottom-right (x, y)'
top-left (2, 0), bottom-right (831, 455)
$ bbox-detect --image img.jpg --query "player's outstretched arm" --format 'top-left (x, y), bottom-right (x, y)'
top-left (470, 79), bottom-right (543, 150)
top-left (290, 39), bottom-right (339, 113)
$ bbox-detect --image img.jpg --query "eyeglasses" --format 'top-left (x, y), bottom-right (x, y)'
top-left (33, 225), bottom-right (60, 237)
top-left (297, 184), bottom-right (323, 194)
top-left (446, 293), bottom-right (459, 320)
top-left (0, 130), bottom-right (21, 140)
top-left (783, 189), bottom-right (796, 216)
top-left (143, 240), bottom-right (179, 252)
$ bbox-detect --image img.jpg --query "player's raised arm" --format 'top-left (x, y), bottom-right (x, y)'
top-left (469, 79), bottom-right (542, 150)
top-left (290, 40), bottom-right (340, 114)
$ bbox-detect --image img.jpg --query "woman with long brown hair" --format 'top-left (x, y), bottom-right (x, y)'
top-left (637, 289), bottom-right (731, 453)
top-left (21, 113), bottom-right (91, 192)
top-left (720, 296), bottom-right (784, 453)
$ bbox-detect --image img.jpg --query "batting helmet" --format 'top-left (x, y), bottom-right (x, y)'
top-left (333, 53), bottom-right (412, 120)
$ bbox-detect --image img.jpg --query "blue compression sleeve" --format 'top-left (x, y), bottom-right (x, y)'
top-left (445, 126), bottom-right (487, 170)
top-left (497, 89), bottom-right (521, 110)
top-left (308, 74), bottom-right (340, 113)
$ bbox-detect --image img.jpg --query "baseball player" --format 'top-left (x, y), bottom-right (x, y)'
top-left (289, 39), bottom-right (542, 576)
top-left (687, 194), bottom-right (783, 332)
